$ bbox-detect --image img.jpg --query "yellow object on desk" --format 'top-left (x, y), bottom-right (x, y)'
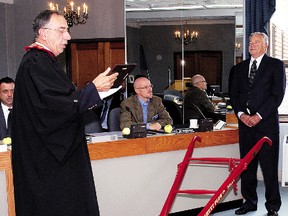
top-left (3, 137), bottom-right (12, 145)
top-left (0, 137), bottom-right (11, 152)
top-left (164, 124), bottom-right (173, 133)
top-left (122, 127), bottom-right (131, 135)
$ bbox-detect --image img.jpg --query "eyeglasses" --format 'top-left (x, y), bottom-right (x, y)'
top-left (136, 84), bottom-right (154, 90)
top-left (197, 80), bottom-right (207, 84)
top-left (43, 27), bottom-right (70, 35)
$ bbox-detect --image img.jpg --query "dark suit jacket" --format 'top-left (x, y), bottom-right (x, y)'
top-left (0, 106), bottom-right (9, 139)
top-left (120, 94), bottom-right (173, 130)
top-left (184, 85), bottom-right (215, 123)
top-left (230, 54), bottom-right (286, 134)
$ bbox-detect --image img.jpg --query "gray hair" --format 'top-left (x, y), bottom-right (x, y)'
top-left (33, 10), bottom-right (62, 38)
top-left (191, 74), bottom-right (204, 86)
top-left (250, 32), bottom-right (269, 46)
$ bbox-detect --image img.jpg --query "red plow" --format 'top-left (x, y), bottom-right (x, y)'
top-left (160, 135), bottom-right (272, 216)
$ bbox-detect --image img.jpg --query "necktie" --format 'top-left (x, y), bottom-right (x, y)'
top-left (7, 108), bottom-right (12, 137)
top-left (100, 100), bottom-right (108, 124)
top-left (246, 60), bottom-right (257, 109)
top-left (249, 60), bottom-right (257, 86)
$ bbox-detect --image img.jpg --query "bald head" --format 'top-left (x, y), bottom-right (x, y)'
top-left (133, 77), bottom-right (153, 102)
top-left (134, 77), bottom-right (147, 89)
top-left (191, 74), bottom-right (207, 91)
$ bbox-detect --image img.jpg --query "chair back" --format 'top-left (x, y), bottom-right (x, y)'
top-left (163, 100), bottom-right (183, 125)
top-left (108, 107), bottom-right (121, 131)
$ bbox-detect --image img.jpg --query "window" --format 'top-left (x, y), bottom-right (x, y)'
top-left (269, 0), bottom-right (288, 115)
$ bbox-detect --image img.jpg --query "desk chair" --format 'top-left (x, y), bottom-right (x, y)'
top-left (163, 100), bottom-right (183, 125)
top-left (108, 107), bottom-right (121, 131)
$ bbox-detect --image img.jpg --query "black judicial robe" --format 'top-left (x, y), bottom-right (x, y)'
top-left (12, 47), bottom-right (102, 216)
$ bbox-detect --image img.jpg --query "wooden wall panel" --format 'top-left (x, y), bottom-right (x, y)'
top-left (174, 51), bottom-right (222, 87)
top-left (198, 53), bottom-right (222, 85)
top-left (70, 39), bottom-right (125, 89)
top-left (104, 42), bottom-right (125, 68)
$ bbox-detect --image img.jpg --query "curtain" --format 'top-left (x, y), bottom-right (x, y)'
top-left (245, 0), bottom-right (276, 58)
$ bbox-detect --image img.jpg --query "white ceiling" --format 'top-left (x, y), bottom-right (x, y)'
top-left (126, 0), bottom-right (244, 37)
top-left (126, 0), bottom-right (243, 11)
top-left (126, 0), bottom-right (244, 25)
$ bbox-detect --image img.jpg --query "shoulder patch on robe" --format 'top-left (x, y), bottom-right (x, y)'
top-left (24, 43), bottom-right (55, 58)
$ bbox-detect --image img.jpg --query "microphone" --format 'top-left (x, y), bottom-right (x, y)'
top-left (192, 104), bottom-right (207, 119)
top-left (214, 91), bottom-right (226, 102)
top-left (124, 107), bottom-right (147, 138)
top-left (192, 104), bottom-right (214, 132)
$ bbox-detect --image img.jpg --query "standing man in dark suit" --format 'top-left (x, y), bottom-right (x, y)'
top-left (120, 76), bottom-right (173, 130)
top-left (230, 32), bottom-right (286, 216)
top-left (0, 77), bottom-right (14, 140)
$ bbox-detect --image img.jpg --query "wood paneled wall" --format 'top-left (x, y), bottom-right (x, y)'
top-left (68, 39), bottom-right (125, 89)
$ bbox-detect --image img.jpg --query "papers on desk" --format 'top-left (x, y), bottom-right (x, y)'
top-left (91, 135), bottom-right (118, 143)
top-left (213, 120), bottom-right (227, 130)
top-left (98, 86), bottom-right (122, 100)
top-left (0, 144), bottom-right (7, 152)
top-left (86, 132), bottom-right (122, 143)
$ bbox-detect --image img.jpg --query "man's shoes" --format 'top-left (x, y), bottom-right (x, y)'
top-left (267, 210), bottom-right (278, 216)
top-left (235, 206), bottom-right (257, 215)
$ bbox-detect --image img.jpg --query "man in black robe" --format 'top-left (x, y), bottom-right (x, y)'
top-left (12, 10), bottom-right (118, 216)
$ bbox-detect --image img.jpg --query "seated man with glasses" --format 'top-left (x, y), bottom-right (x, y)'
top-left (120, 76), bottom-right (173, 131)
top-left (184, 74), bottom-right (217, 123)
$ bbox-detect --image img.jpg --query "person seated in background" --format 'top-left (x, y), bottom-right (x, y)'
top-left (120, 76), bottom-right (173, 131)
top-left (98, 85), bottom-right (125, 131)
top-left (0, 77), bottom-right (14, 139)
top-left (184, 74), bottom-right (216, 123)
top-left (83, 81), bottom-right (125, 133)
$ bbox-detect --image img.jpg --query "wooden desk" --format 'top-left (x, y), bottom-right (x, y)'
top-left (0, 129), bottom-right (238, 216)
top-left (88, 129), bottom-right (238, 160)
top-left (226, 112), bottom-right (238, 124)
top-left (0, 151), bottom-right (14, 216)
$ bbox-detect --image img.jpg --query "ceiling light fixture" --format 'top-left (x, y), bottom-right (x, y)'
top-left (48, 0), bottom-right (88, 28)
top-left (235, 43), bottom-right (241, 51)
top-left (174, 28), bottom-right (198, 45)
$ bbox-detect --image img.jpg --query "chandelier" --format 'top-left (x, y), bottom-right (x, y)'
top-left (174, 29), bottom-right (198, 45)
top-left (49, 1), bottom-right (88, 28)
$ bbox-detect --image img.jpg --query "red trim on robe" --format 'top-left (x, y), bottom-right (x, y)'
top-left (24, 43), bottom-right (55, 58)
